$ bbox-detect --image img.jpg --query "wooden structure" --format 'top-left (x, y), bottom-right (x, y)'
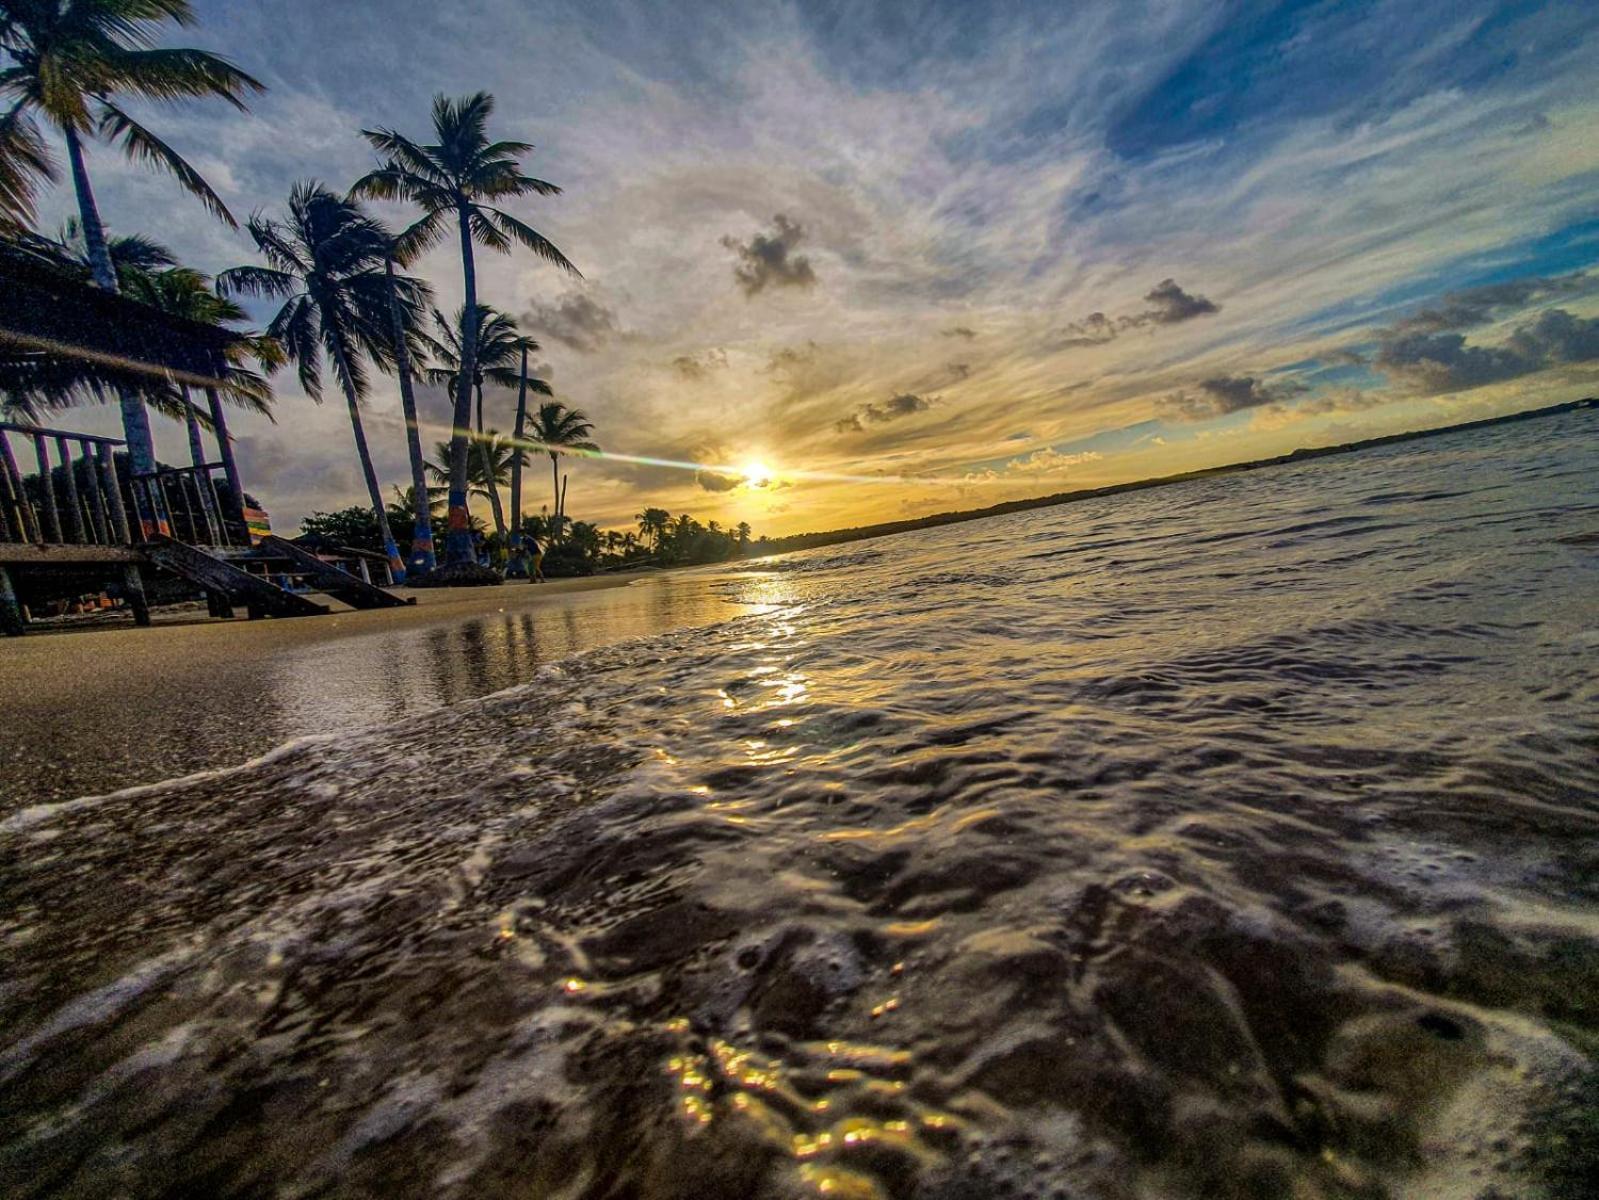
top-left (0, 253), bottom-right (411, 636)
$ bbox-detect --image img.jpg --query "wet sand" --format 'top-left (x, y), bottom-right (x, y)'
top-left (0, 569), bottom-right (743, 812)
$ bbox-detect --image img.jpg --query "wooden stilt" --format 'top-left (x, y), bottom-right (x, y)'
top-left (56, 437), bottom-right (84, 543)
top-left (0, 565), bottom-right (24, 636)
top-left (83, 443), bottom-right (109, 545)
top-left (0, 432), bottom-right (39, 543)
top-left (31, 435), bottom-right (60, 543)
top-left (98, 444), bottom-right (132, 544)
top-left (122, 564), bottom-right (151, 627)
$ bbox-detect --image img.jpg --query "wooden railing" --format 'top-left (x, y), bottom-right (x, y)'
top-left (0, 422), bottom-right (247, 550)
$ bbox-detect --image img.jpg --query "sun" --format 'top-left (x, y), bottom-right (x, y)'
top-left (740, 459), bottom-right (774, 488)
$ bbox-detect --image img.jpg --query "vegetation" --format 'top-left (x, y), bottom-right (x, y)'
top-left (218, 182), bottom-right (430, 580)
top-left (0, 5), bottom-right (757, 590)
top-left (0, 0), bottom-right (264, 492)
top-left (353, 91), bottom-right (578, 565)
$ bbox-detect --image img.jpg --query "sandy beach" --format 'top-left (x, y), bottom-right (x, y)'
top-left (0, 569), bottom-right (743, 812)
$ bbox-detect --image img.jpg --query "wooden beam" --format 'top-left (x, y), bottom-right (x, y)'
top-left (56, 437), bottom-right (84, 543)
top-left (0, 543), bottom-right (146, 565)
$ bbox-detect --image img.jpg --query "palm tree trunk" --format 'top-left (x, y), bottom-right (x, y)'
top-left (65, 123), bottom-right (161, 535)
top-left (330, 338), bottom-right (405, 583)
top-left (550, 453), bottom-right (561, 543)
top-left (444, 204), bottom-right (480, 564)
top-left (506, 345), bottom-right (529, 577)
top-left (385, 250), bottom-right (435, 573)
top-left (204, 386), bottom-right (245, 526)
top-left (181, 386), bottom-right (222, 544)
top-left (475, 380), bottom-right (507, 539)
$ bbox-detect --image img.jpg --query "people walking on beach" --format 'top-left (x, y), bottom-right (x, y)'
top-left (528, 537), bottom-right (546, 582)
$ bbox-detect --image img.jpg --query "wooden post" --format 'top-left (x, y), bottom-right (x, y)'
top-left (0, 565), bottom-right (23, 635)
top-left (355, 556), bottom-right (373, 585)
top-left (56, 437), bottom-right (84, 543)
top-left (121, 564), bottom-right (151, 627)
top-left (0, 430), bottom-right (40, 543)
top-left (83, 443), bottom-right (109, 544)
top-left (32, 434), bottom-right (60, 543)
top-left (98, 443), bottom-right (132, 544)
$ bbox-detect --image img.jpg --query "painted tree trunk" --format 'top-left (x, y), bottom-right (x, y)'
top-left (205, 387), bottom-right (245, 524)
top-left (181, 387), bottom-right (222, 544)
top-left (64, 124), bottom-right (161, 536)
top-left (444, 205), bottom-right (480, 564)
top-left (474, 381), bottom-right (507, 539)
top-left (506, 347), bottom-right (530, 577)
top-left (385, 251), bottom-right (436, 573)
top-left (330, 338), bottom-right (405, 583)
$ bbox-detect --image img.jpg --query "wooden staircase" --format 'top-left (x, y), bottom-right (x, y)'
top-left (258, 536), bottom-right (414, 610)
top-left (143, 536), bottom-right (329, 619)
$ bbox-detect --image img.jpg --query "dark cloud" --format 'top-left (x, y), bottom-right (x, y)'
top-left (671, 348), bottom-right (728, 381)
top-left (1375, 307), bottom-right (1599, 394)
top-left (521, 293), bottom-right (620, 353)
top-left (835, 392), bottom-right (935, 433)
top-left (942, 325), bottom-right (978, 339)
top-left (1158, 374), bottom-right (1306, 421)
top-left (1389, 272), bottom-right (1592, 335)
top-left (1142, 278), bottom-right (1220, 324)
top-left (721, 214), bottom-right (817, 297)
top-left (945, 361), bottom-right (971, 381)
top-left (696, 469), bottom-right (741, 492)
top-left (1061, 279), bottom-right (1220, 347)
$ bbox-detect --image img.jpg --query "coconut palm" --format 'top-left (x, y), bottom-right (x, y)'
top-left (415, 304), bottom-right (522, 538)
top-left (352, 91), bottom-right (578, 565)
top-left (378, 236), bottom-right (435, 573)
top-left (636, 507), bottom-right (669, 551)
top-left (425, 432), bottom-right (517, 507)
top-left (218, 182), bottom-right (429, 584)
top-left (526, 400), bottom-right (596, 542)
top-left (0, 0), bottom-right (263, 498)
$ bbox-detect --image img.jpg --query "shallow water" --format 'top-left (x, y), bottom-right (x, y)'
top-left (3, 410), bottom-right (1598, 1199)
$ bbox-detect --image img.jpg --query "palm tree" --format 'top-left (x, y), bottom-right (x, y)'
top-left (506, 334), bottom-right (550, 578)
top-left (352, 91), bottom-right (578, 565)
top-left (636, 507), bottom-right (669, 551)
top-left (425, 432), bottom-right (516, 509)
top-left (378, 235), bottom-right (435, 574)
top-left (735, 521), bottom-right (752, 550)
top-left (415, 304), bottom-right (521, 537)
top-left (218, 182), bottom-right (429, 584)
top-left (0, 0), bottom-right (263, 505)
top-left (526, 400), bottom-right (597, 541)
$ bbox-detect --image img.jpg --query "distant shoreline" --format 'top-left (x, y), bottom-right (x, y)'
top-left (749, 398), bottom-right (1599, 558)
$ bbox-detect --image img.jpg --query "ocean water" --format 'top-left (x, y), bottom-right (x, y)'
top-left (3, 409), bottom-right (1597, 1199)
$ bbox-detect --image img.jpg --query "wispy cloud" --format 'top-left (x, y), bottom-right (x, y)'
top-left (835, 392), bottom-right (936, 434)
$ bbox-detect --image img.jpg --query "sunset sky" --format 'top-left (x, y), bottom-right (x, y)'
top-left (38, 0), bottom-right (1599, 537)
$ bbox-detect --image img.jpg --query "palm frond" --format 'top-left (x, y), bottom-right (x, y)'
top-left (97, 99), bottom-right (237, 225)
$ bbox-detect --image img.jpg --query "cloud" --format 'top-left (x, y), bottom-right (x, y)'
top-left (1003, 447), bottom-right (1102, 476)
top-left (942, 325), bottom-right (978, 339)
top-left (834, 392), bottom-right (936, 433)
top-left (1389, 272), bottom-right (1593, 335)
top-left (696, 469), bottom-right (741, 492)
top-left (764, 342), bottom-right (818, 374)
top-left (945, 361), bottom-right (972, 381)
top-left (1158, 374), bottom-right (1307, 421)
top-left (521, 293), bottom-right (620, 353)
top-left (671, 348), bottom-right (729, 381)
top-left (721, 214), bottom-right (818, 297)
top-left (1375, 307), bottom-right (1599, 394)
top-left (1060, 279), bottom-right (1220, 346)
